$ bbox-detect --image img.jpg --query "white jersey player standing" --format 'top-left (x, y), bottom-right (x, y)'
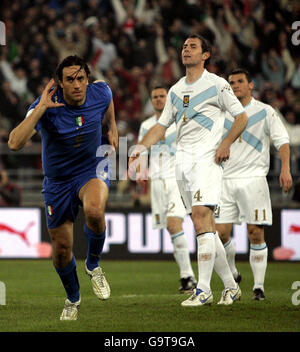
top-left (138, 86), bottom-right (196, 293)
top-left (215, 68), bottom-right (293, 301)
top-left (129, 35), bottom-right (249, 306)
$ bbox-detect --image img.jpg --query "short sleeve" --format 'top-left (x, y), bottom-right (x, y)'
top-left (138, 122), bottom-right (148, 143)
top-left (25, 96), bottom-right (42, 131)
top-left (157, 90), bottom-right (175, 128)
top-left (92, 81), bottom-right (113, 104)
top-left (217, 78), bottom-right (245, 118)
top-left (266, 106), bottom-right (290, 150)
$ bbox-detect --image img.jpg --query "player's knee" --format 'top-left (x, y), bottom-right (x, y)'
top-left (218, 230), bottom-right (230, 244)
top-left (85, 205), bottom-right (105, 233)
top-left (248, 225), bottom-right (264, 244)
top-left (191, 207), bottom-right (212, 234)
top-left (167, 223), bottom-right (182, 235)
top-left (51, 237), bottom-right (72, 259)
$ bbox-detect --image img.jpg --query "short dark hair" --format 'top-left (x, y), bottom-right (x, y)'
top-left (186, 34), bottom-right (212, 66)
top-left (229, 68), bottom-right (252, 83)
top-left (55, 55), bottom-right (90, 81)
top-left (151, 85), bottom-right (168, 92)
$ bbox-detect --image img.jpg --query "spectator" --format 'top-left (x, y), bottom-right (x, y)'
top-left (0, 80), bottom-right (24, 128)
top-left (0, 0), bottom-right (299, 208)
top-left (0, 170), bottom-right (22, 207)
top-left (261, 50), bottom-right (286, 89)
top-left (48, 23), bottom-right (88, 62)
top-left (90, 28), bottom-right (117, 73)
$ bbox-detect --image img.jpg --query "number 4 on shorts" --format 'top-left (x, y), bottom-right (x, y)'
top-left (193, 189), bottom-right (202, 202)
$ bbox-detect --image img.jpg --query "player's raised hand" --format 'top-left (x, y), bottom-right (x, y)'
top-left (280, 169), bottom-right (293, 193)
top-left (39, 78), bottom-right (65, 110)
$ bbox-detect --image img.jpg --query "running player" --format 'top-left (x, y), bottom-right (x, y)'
top-left (215, 68), bottom-right (292, 300)
top-left (8, 55), bottom-right (118, 320)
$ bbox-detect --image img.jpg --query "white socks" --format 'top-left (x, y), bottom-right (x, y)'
top-left (224, 238), bottom-right (268, 292)
top-left (224, 239), bottom-right (239, 279)
top-left (250, 243), bottom-right (268, 291)
top-left (214, 232), bottom-right (237, 289)
top-left (196, 232), bottom-right (216, 294)
top-left (171, 231), bottom-right (195, 279)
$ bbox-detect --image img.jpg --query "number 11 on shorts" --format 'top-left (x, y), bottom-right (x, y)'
top-left (254, 209), bottom-right (266, 222)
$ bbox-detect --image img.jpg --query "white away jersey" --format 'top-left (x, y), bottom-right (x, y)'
top-left (138, 115), bottom-right (176, 179)
top-left (158, 69), bottom-right (244, 163)
top-left (222, 98), bottom-right (290, 178)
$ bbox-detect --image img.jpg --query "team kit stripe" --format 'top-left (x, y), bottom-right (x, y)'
top-left (171, 86), bottom-right (217, 130)
top-left (223, 109), bottom-right (267, 152)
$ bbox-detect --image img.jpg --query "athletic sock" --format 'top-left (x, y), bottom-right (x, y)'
top-left (171, 231), bottom-right (195, 279)
top-left (250, 242), bottom-right (268, 291)
top-left (196, 232), bottom-right (215, 294)
top-left (84, 223), bottom-right (106, 271)
top-left (224, 238), bottom-right (239, 279)
top-left (55, 256), bottom-right (80, 303)
top-left (214, 232), bottom-right (237, 289)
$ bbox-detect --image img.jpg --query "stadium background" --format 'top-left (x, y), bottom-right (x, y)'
top-left (0, 0), bottom-right (300, 261)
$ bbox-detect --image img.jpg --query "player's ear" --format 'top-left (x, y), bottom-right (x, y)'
top-left (249, 81), bottom-right (254, 90)
top-left (202, 52), bottom-right (210, 61)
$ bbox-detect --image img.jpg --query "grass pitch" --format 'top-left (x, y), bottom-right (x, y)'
top-left (0, 260), bottom-right (299, 332)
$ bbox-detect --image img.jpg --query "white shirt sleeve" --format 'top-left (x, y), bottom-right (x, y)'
top-left (157, 90), bottom-right (175, 128)
top-left (216, 77), bottom-right (245, 117)
top-left (138, 121), bottom-right (146, 143)
top-left (25, 109), bottom-right (34, 118)
top-left (266, 106), bottom-right (290, 150)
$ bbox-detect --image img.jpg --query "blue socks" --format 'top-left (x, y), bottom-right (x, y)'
top-left (54, 225), bottom-right (106, 302)
top-left (84, 223), bottom-right (106, 271)
top-left (55, 256), bottom-right (80, 303)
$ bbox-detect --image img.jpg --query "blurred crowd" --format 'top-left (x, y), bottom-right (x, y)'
top-left (0, 0), bottom-right (300, 171)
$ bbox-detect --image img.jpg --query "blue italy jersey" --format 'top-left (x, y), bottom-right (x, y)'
top-left (27, 82), bottom-right (112, 180)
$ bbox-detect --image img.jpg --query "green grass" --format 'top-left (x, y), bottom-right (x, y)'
top-left (0, 260), bottom-right (299, 332)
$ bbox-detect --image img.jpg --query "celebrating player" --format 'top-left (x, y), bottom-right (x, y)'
top-left (8, 55), bottom-right (118, 320)
top-left (130, 35), bottom-right (248, 306)
top-left (215, 68), bottom-right (292, 300)
top-left (138, 86), bottom-right (196, 293)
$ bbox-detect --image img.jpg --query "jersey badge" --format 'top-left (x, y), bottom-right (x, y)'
top-left (183, 95), bottom-right (190, 107)
top-left (75, 116), bottom-right (85, 127)
top-left (47, 205), bottom-right (53, 216)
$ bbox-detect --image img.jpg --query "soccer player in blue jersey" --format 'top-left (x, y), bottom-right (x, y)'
top-left (8, 55), bottom-right (118, 320)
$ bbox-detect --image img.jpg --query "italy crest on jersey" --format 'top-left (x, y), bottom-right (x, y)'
top-left (75, 116), bottom-right (84, 127)
top-left (47, 205), bottom-right (53, 216)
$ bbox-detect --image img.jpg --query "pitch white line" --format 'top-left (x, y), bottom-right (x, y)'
top-left (120, 294), bottom-right (183, 298)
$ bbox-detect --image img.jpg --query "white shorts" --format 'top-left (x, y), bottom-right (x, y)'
top-left (176, 160), bottom-right (223, 214)
top-left (215, 176), bottom-right (272, 225)
top-left (151, 178), bottom-right (186, 229)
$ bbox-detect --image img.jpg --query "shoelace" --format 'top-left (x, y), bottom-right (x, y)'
top-left (64, 302), bottom-right (78, 317)
top-left (93, 269), bottom-right (107, 288)
top-left (189, 290), bottom-right (201, 301)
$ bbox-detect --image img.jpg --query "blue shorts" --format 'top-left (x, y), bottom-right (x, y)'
top-left (42, 168), bottom-right (110, 229)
